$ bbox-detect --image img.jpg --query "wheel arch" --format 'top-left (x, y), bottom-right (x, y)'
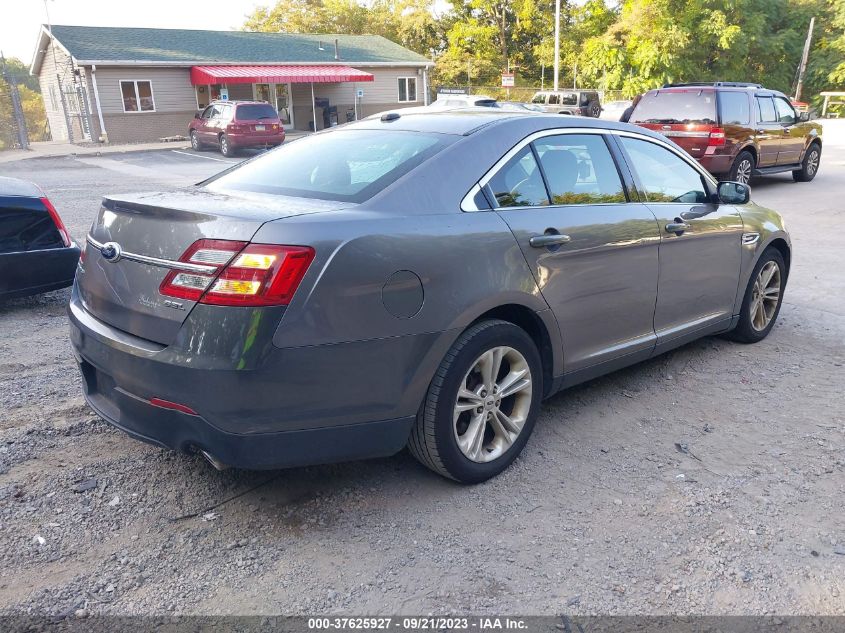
top-left (469, 303), bottom-right (559, 398)
top-left (765, 237), bottom-right (791, 278)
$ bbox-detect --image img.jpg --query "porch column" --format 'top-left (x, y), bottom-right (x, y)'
top-left (311, 82), bottom-right (316, 132)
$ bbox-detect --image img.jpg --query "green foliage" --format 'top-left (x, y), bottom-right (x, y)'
top-left (244, 0), bottom-right (845, 101)
top-left (0, 57), bottom-right (47, 150)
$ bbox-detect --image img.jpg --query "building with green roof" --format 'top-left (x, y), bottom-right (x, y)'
top-left (31, 25), bottom-right (432, 144)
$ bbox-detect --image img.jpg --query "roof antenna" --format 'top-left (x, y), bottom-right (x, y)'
top-left (334, 38), bottom-right (340, 60)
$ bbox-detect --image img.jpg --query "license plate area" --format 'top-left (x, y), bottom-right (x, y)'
top-left (255, 125), bottom-right (265, 131)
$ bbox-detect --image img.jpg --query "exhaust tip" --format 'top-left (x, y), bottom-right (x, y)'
top-left (200, 449), bottom-right (230, 471)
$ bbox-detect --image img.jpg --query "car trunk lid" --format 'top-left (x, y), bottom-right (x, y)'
top-left (78, 188), bottom-right (344, 345)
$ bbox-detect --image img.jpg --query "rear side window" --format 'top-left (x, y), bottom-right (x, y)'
top-left (719, 92), bottom-right (751, 125)
top-left (630, 90), bottom-right (717, 124)
top-left (236, 104), bottom-right (278, 120)
top-left (205, 130), bottom-right (448, 203)
top-left (487, 146), bottom-right (549, 208)
top-left (756, 97), bottom-right (777, 123)
top-left (533, 134), bottom-right (625, 205)
top-left (548, 94), bottom-right (560, 105)
top-left (620, 137), bottom-right (708, 204)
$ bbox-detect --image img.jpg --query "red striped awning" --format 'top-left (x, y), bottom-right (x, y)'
top-left (190, 65), bottom-right (374, 85)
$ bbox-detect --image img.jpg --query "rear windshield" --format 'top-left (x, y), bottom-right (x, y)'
top-left (236, 104), bottom-right (278, 120)
top-left (630, 90), bottom-right (717, 124)
top-left (204, 129), bottom-right (449, 203)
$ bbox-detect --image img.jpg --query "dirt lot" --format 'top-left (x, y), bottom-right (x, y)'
top-left (0, 130), bottom-right (843, 618)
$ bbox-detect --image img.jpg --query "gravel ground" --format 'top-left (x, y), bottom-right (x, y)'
top-left (0, 133), bottom-right (843, 617)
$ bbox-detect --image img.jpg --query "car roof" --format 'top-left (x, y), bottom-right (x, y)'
top-left (209, 100), bottom-right (271, 105)
top-left (350, 109), bottom-right (660, 137)
top-left (651, 85), bottom-right (787, 98)
top-left (0, 176), bottom-right (43, 198)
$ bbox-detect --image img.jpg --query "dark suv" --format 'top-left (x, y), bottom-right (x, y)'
top-left (189, 101), bottom-right (285, 157)
top-left (628, 82), bottom-right (822, 183)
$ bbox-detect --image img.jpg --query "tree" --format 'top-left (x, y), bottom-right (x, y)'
top-left (0, 57), bottom-right (47, 150)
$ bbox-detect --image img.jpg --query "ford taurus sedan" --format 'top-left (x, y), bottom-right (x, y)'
top-left (69, 111), bottom-right (790, 483)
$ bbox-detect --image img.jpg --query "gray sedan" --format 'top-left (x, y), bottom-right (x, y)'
top-left (69, 111), bottom-right (790, 483)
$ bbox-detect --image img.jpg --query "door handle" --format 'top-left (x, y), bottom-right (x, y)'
top-left (665, 221), bottom-right (691, 234)
top-left (529, 233), bottom-right (572, 248)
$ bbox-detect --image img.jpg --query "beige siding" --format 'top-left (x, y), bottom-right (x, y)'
top-left (92, 66), bottom-right (196, 114)
top-left (37, 39), bottom-right (75, 141)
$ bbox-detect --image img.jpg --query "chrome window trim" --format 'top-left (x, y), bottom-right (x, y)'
top-left (85, 235), bottom-right (218, 274)
top-left (461, 126), bottom-right (718, 212)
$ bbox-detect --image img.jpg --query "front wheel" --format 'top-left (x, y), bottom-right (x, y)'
top-left (408, 320), bottom-right (542, 483)
top-left (729, 150), bottom-right (755, 184)
top-left (728, 248), bottom-right (787, 344)
top-left (793, 143), bottom-right (820, 182)
top-left (190, 130), bottom-right (203, 151)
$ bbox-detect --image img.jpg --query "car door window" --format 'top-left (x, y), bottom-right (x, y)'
top-left (548, 94), bottom-right (560, 105)
top-left (201, 106), bottom-right (214, 120)
top-left (773, 97), bottom-right (796, 125)
top-left (487, 146), bottom-right (549, 208)
top-left (534, 134), bottom-right (626, 205)
top-left (220, 104), bottom-right (233, 121)
top-left (756, 97), bottom-right (778, 123)
top-left (619, 137), bottom-right (709, 203)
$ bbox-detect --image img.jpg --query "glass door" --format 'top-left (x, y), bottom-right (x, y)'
top-left (254, 83), bottom-right (272, 103)
top-left (274, 83), bottom-right (293, 129)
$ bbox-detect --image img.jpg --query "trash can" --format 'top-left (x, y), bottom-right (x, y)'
top-left (323, 105), bottom-right (338, 128)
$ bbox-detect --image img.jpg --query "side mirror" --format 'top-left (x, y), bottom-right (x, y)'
top-left (717, 181), bottom-right (750, 205)
top-left (194, 111), bottom-right (202, 119)
top-left (798, 111), bottom-right (811, 122)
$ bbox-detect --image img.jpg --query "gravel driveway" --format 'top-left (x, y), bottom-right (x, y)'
top-left (0, 134), bottom-right (843, 617)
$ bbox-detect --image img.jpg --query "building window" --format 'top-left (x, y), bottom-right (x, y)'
top-left (398, 77), bottom-right (417, 103)
top-left (120, 80), bottom-right (155, 112)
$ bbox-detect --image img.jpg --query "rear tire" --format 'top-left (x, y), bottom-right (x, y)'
top-left (728, 247), bottom-right (786, 344)
top-left (408, 320), bottom-right (542, 483)
top-left (793, 142), bottom-right (820, 182)
top-left (219, 134), bottom-right (235, 157)
top-left (729, 150), bottom-right (755, 184)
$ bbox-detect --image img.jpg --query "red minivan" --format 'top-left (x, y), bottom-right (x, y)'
top-left (189, 100), bottom-right (285, 157)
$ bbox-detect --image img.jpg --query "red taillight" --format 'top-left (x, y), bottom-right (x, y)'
top-left (202, 244), bottom-right (315, 306)
top-left (159, 239), bottom-right (246, 301)
top-left (149, 397), bottom-right (198, 416)
top-left (159, 239), bottom-right (315, 307)
top-left (708, 127), bottom-right (726, 147)
top-left (40, 197), bottom-right (71, 247)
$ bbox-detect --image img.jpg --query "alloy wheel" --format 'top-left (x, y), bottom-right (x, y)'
top-left (190, 132), bottom-right (199, 150)
top-left (806, 149), bottom-right (819, 176)
top-left (736, 159), bottom-right (752, 184)
top-left (453, 346), bottom-right (533, 463)
top-left (220, 136), bottom-right (229, 155)
top-left (750, 260), bottom-right (781, 331)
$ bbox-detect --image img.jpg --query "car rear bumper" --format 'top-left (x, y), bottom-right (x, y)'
top-left (0, 243), bottom-right (80, 299)
top-left (227, 132), bottom-right (285, 149)
top-left (67, 289), bottom-right (446, 469)
top-left (697, 153), bottom-right (734, 175)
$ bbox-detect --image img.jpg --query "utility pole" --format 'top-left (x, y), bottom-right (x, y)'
top-left (553, 0), bottom-right (560, 92)
top-left (794, 16), bottom-right (815, 102)
top-left (1, 51), bottom-right (29, 150)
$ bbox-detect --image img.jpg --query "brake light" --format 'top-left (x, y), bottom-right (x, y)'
top-left (159, 239), bottom-right (246, 301)
top-left (202, 244), bottom-right (315, 306)
top-left (159, 239), bottom-right (314, 307)
top-left (708, 127), bottom-right (726, 147)
top-left (40, 197), bottom-right (71, 247)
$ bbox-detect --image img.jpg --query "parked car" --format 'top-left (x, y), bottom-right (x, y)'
top-left (430, 94), bottom-right (498, 108)
top-left (498, 101), bottom-right (545, 112)
top-left (70, 111), bottom-right (790, 483)
top-left (189, 100), bottom-right (285, 157)
top-left (531, 90), bottom-right (602, 117)
top-left (627, 82), bottom-right (822, 184)
top-left (0, 177), bottom-right (80, 300)
top-left (600, 99), bottom-right (633, 121)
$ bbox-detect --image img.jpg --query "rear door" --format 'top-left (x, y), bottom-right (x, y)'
top-left (773, 96), bottom-right (804, 165)
top-left (490, 132), bottom-right (661, 373)
top-left (753, 96), bottom-right (781, 167)
top-left (629, 88), bottom-right (718, 163)
top-left (616, 135), bottom-right (743, 344)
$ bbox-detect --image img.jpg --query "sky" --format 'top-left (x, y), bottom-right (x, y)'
top-left (1, 0), bottom-right (267, 64)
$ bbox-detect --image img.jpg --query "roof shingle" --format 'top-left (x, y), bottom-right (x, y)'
top-left (47, 25), bottom-right (430, 65)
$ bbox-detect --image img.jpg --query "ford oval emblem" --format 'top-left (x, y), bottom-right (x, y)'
top-left (100, 241), bottom-right (122, 263)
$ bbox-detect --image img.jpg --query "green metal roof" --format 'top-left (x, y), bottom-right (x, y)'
top-left (47, 25), bottom-right (430, 66)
